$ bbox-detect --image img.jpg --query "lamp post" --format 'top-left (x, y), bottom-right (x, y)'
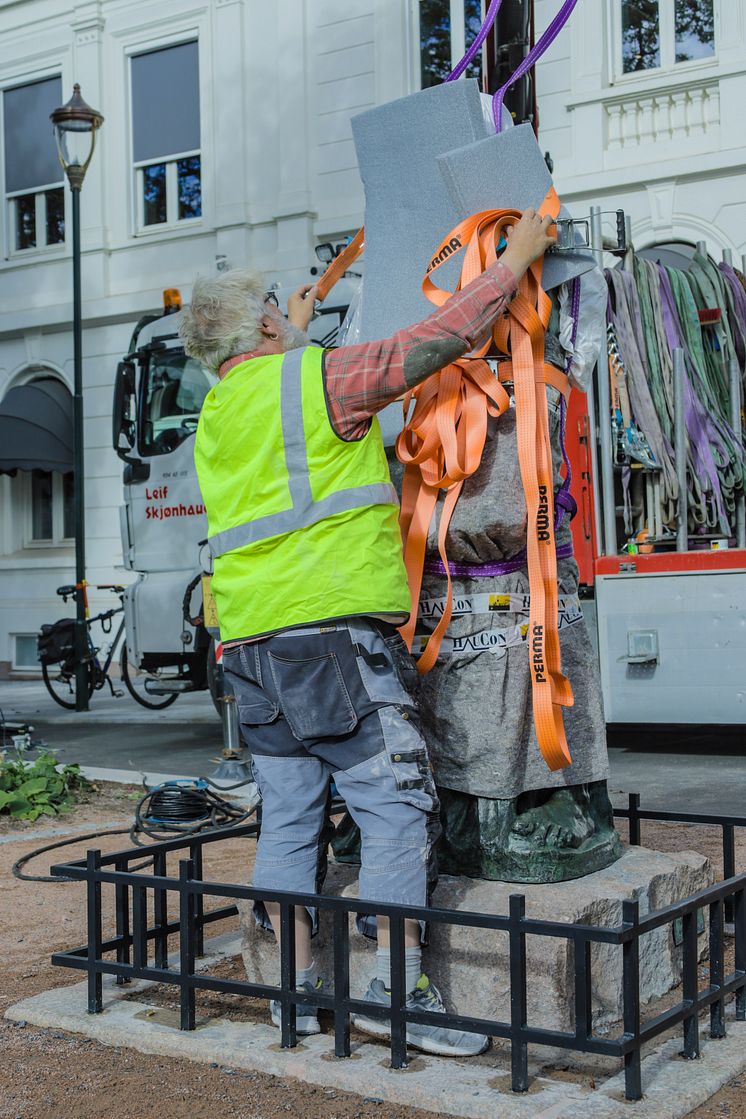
top-left (50, 85), bottom-right (103, 712)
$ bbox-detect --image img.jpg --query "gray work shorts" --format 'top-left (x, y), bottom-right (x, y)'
top-left (222, 619), bottom-right (441, 936)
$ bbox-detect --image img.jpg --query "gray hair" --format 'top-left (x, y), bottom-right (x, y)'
top-left (178, 269), bottom-right (267, 373)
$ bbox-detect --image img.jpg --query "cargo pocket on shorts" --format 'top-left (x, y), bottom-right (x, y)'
top-left (355, 632), bottom-right (414, 706)
top-left (268, 650), bottom-right (358, 740)
top-left (378, 705), bottom-right (437, 812)
top-left (223, 645), bottom-right (279, 725)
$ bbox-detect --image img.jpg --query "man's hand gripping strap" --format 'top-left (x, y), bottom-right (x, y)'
top-left (397, 188), bottom-right (574, 772)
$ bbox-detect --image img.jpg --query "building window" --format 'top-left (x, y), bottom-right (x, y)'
top-left (416, 0), bottom-right (484, 89)
top-left (14, 635), bottom-right (40, 670)
top-left (3, 76), bottom-right (65, 252)
top-left (28, 470), bottom-right (74, 545)
top-left (621, 0), bottom-right (714, 75)
top-left (131, 41), bottom-right (201, 231)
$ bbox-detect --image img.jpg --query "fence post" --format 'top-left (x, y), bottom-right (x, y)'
top-left (114, 856), bottom-right (130, 985)
top-left (86, 849), bottom-right (103, 1014)
top-left (389, 915), bottom-right (408, 1070)
top-left (681, 908), bottom-right (701, 1059)
top-left (132, 882), bottom-right (147, 971)
top-left (154, 850), bottom-right (169, 969)
top-left (190, 842), bottom-right (205, 958)
top-left (574, 935), bottom-right (593, 1043)
top-left (736, 886), bottom-right (745, 1022)
top-left (723, 825), bottom-right (736, 924)
top-left (179, 858), bottom-right (196, 1031)
top-left (628, 794), bottom-right (641, 846)
top-left (279, 902), bottom-right (297, 1049)
top-left (709, 899), bottom-right (726, 1039)
top-left (622, 899), bottom-right (642, 1101)
top-left (333, 908), bottom-right (351, 1058)
top-left (509, 894), bottom-right (529, 1092)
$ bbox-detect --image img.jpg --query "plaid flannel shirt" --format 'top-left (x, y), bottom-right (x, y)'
top-left (324, 261), bottom-right (517, 440)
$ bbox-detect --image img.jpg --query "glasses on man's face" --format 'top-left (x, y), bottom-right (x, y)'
top-left (264, 290), bottom-right (279, 308)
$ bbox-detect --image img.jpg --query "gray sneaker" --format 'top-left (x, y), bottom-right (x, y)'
top-left (270, 977), bottom-right (323, 1036)
top-left (352, 975), bottom-right (489, 1057)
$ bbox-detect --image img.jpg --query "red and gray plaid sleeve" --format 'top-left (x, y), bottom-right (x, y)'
top-left (323, 260), bottom-right (517, 441)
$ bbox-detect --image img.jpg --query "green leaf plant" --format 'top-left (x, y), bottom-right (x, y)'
top-left (0, 752), bottom-right (90, 822)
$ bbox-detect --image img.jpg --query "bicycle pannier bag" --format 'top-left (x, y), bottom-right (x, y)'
top-left (37, 619), bottom-right (76, 667)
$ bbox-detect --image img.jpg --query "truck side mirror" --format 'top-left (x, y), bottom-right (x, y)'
top-left (113, 360), bottom-right (137, 458)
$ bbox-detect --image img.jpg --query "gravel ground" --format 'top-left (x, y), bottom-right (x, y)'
top-left (0, 786), bottom-right (744, 1119)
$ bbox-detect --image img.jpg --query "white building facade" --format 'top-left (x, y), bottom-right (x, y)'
top-left (0, 0), bottom-right (742, 675)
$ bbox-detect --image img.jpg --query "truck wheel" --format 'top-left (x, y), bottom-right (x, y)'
top-left (120, 644), bottom-right (178, 710)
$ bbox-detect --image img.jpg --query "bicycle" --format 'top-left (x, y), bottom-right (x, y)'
top-left (38, 583), bottom-right (178, 711)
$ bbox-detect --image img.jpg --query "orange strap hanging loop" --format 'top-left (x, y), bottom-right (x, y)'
top-left (397, 187), bottom-right (574, 772)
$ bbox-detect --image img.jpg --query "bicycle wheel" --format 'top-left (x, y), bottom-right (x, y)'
top-left (120, 643), bottom-right (178, 710)
top-left (41, 660), bottom-right (95, 710)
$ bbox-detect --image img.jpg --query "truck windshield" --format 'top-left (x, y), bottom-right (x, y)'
top-left (139, 349), bottom-right (216, 456)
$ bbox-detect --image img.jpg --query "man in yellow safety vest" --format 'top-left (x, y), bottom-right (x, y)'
top-left (181, 210), bottom-right (553, 1054)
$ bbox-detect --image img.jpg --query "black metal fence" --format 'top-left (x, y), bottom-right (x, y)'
top-left (51, 795), bottom-right (746, 1102)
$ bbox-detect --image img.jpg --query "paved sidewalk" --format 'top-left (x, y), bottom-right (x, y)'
top-left (0, 679), bottom-right (223, 779)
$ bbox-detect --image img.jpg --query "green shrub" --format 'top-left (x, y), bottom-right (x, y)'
top-left (0, 752), bottom-right (90, 821)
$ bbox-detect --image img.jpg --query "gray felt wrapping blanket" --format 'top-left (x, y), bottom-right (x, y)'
top-left (388, 381), bottom-right (609, 801)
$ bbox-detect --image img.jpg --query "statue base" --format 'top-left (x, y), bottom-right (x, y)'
top-left (436, 782), bottom-right (624, 883)
top-left (240, 844), bottom-right (712, 1033)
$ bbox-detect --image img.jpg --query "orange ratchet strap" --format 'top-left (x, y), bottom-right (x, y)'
top-left (397, 188), bottom-right (574, 772)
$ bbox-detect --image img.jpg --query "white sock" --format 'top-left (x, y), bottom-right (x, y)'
top-left (296, 960), bottom-right (319, 989)
top-left (376, 946), bottom-right (422, 994)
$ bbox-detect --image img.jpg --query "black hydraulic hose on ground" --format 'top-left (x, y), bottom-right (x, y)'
top-left (11, 779), bottom-right (259, 883)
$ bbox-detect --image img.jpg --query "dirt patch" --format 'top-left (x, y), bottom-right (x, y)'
top-left (1, 797), bottom-right (745, 1118)
top-left (0, 789), bottom-right (431, 1119)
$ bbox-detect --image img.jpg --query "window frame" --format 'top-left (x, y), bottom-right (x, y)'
top-left (0, 71), bottom-right (68, 259)
top-left (612, 0), bottom-right (717, 83)
top-left (12, 634), bottom-right (42, 672)
top-left (127, 38), bottom-right (203, 237)
top-left (23, 470), bottom-right (74, 550)
top-left (410, 0), bottom-right (482, 92)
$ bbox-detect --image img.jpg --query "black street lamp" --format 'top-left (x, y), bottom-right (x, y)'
top-left (50, 85), bottom-right (104, 712)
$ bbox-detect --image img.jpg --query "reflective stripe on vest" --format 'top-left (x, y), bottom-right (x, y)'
top-left (207, 347), bottom-right (397, 559)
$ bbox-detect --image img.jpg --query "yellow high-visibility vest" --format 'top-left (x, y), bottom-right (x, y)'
top-left (194, 346), bottom-right (411, 641)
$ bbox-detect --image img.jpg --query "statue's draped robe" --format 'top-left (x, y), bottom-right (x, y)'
top-left (389, 356), bottom-right (609, 801)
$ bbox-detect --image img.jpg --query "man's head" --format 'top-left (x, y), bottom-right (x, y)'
top-left (178, 269), bottom-right (309, 375)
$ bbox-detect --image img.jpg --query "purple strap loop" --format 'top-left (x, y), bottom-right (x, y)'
top-left (492, 0), bottom-right (579, 132)
top-left (446, 0), bottom-right (504, 82)
top-left (424, 539), bottom-right (574, 580)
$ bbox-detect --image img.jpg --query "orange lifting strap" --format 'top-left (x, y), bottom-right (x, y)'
top-left (396, 188), bottom-right (574, 772)
top-left (313, 192), bottom-right (573, 771)
top-left (315, 228), bottom-right (365, 302)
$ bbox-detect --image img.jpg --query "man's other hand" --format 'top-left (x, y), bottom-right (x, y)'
top-left (500, 209), bottom-right (556, 280)
top-left (287, 283), bottom-right (318, 331)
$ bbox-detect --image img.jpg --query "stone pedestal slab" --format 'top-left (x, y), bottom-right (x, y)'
top-left (239, 845), bottom-right (712, 1032)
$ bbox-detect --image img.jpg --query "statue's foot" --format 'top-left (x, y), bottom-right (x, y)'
top-left (509, 787), bottom-right (596, 851)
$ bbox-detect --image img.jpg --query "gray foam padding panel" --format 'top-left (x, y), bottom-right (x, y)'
top-left (351, 79), bottom-right (490, 343)
top-left (436, 124), bottom-right (596, 291)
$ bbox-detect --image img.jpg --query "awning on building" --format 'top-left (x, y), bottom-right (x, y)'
top-left (0, 378), bottom-right (73, 475)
